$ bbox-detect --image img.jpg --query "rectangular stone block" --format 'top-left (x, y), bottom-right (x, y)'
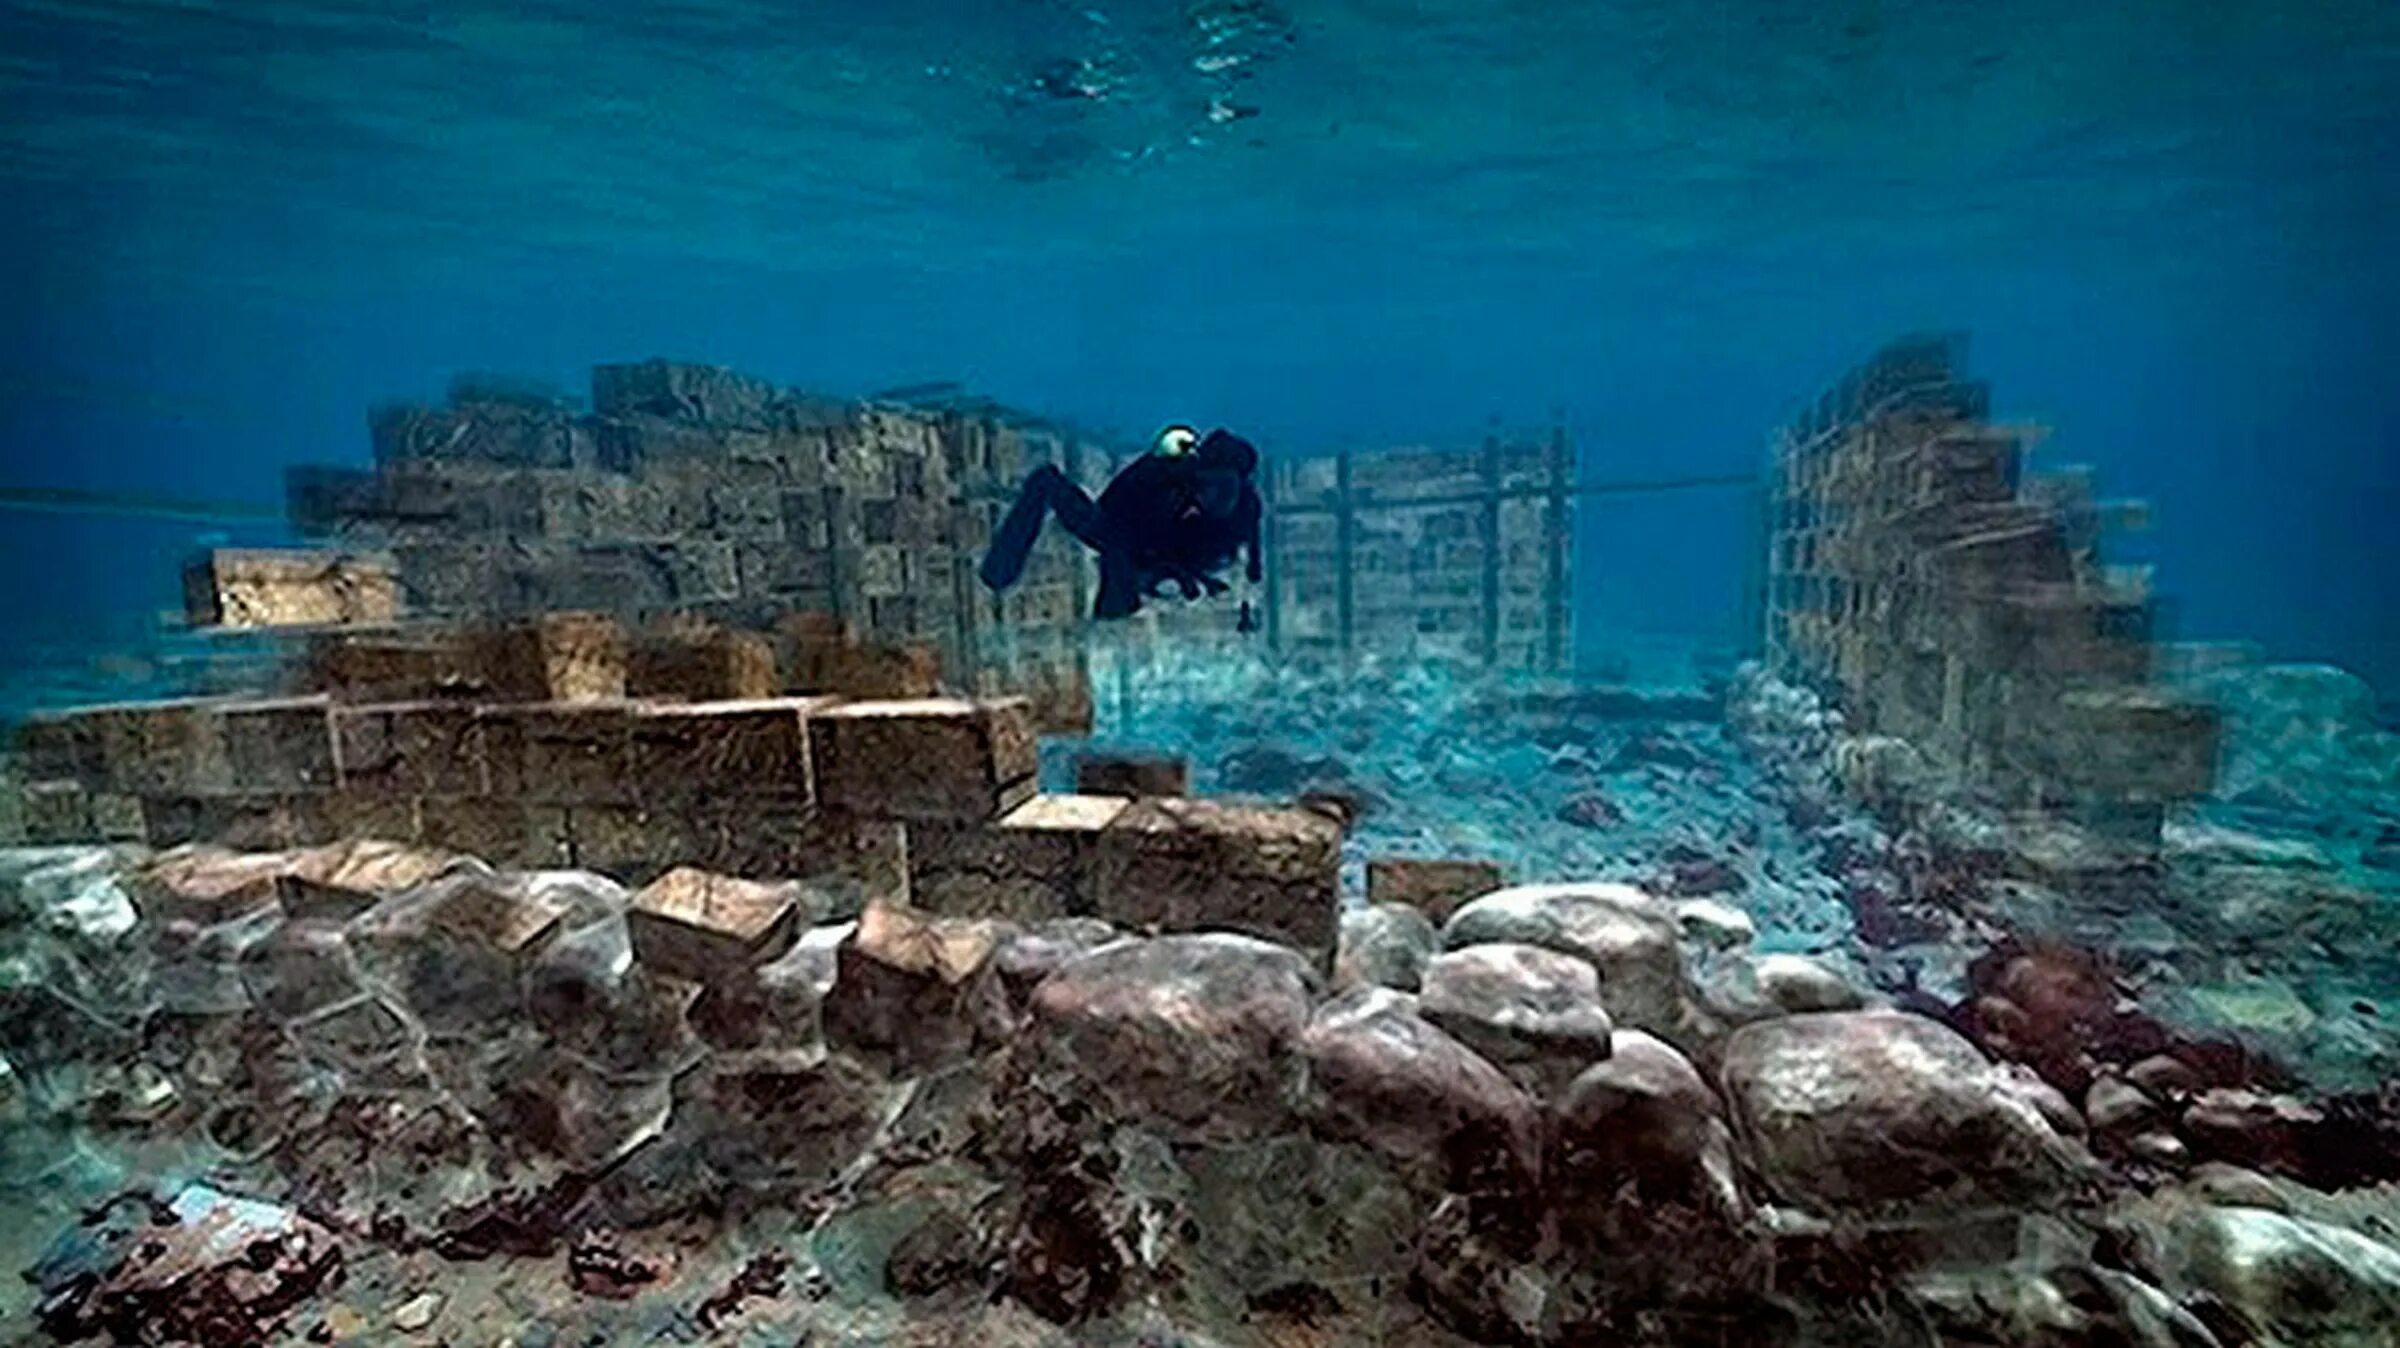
top-left (416, 796), bottom-right (573, 870)
top-left (414, 874), bottom-right (572, 961)
top-left (300, 629), bottom-right (481, 703)
top-left (13, 712), bottom-right (103, 787)
top-left (132, 848), bottom-right (292, 924)
top-left (910, 793), bottom-right (1127, 922)
top-left (1073, 753), bottom-right (1189, 798)
top-left (592, 360), bottom-right (782, 429)
top-left (21, 781), bottom-right (95, 844)
top-left (140, 796), bottom-right (220, 848)
top-left (320, 792), bottom-right (421, 845)
top-left (628, 626), bottom-right (780, 702)
top-left (1088, 798), bottom-right (1341, 966)
top-left (2050, 689), bottom-right (2220, 803)
top-left (808, 697), bottom-right (1038, 821)
top-left (469, 612), bottom-right (627, 703)
top-left (333, 702), bottom-right (488, 796)
top-left (565, 803), bottom-right (703, 884)
top-left (631, 698), bottom-right (830, 804)
top-left (785, 632), bottom-right (943, 699)
top-left (214, 796), bottom-right (323, 852)
top-left (183, 548), bottom-right (401, 629)
top-left (627, 867), bottom-right (804, 983)
top-left (219, 697), bottom-right (339, 793)
top-left (371, 401), bottom-right (577, 468)
top-left (286, 838), bottom-right (461, 921)
top-left (70, 699), bottom-right (234, 797)
top-left (481, 702), bottom-right (637, 805)
top-left (1366, 858), bottom-right (1506, 925)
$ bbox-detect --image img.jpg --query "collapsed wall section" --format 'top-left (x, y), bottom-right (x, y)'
top-left (1763, 335), bottom-right (2217, 841)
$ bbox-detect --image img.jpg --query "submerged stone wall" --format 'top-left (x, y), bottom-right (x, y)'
top-left (1764, 335), bottom-right (2219, 844)
top-left (282, 363), bottom-right (1575, 708)
top-left (7, 611), bottom-right (1342, 963)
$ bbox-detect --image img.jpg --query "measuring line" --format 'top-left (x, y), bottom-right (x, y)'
top-left (0, 485), bottom-right (287, 525)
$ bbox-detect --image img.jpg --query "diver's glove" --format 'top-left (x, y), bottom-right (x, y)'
top-left (1237, 601), bottom-right (1258, 635)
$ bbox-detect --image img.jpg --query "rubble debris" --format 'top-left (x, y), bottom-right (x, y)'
top-left (30, 1185), bottom-right (342, 1344)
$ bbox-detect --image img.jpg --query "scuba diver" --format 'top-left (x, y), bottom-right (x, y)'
top-left (978, 424), bottom-right (1264, 630)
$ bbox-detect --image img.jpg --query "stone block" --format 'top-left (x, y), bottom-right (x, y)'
top-left (320, 792), bottom-right (421, 844)
top-left (627, 866), bottom-right (804, 983)
top-left (284, 838), bottom-right (461, 921)
top-left (628, 625), bottom-right (780, 702)
top-left (786, 632), bottom-right (943, 699)
top-left (470, 612), bottom-right (627, 703)
top-left (183, 548), bottom-right (400, 628)
top-left (630, 698), bottom-right (829, 804)
top-left (592, 360), bottom-right (782, 429)
top-left (416, 796), bottom-right (573, 869)
top-left (481, 701), bottom-right (638, 804)
top-left (2050, 689), bottom-right (2220, 802)
top-left (219, 697), bottom-right (339, 793)
top-left (132, 847), bottom-right (292, 925)
top-left (333, 701), bottom-right (488, 796)
top-left (807, 697), bottom-right (1038, 820)
top-left (140, 795), bottom-right (222, 848)
top-left (299, 629), bottom-right (481, 702)
top-left (13, 711), bottom-right (103, 787)
top-left (565, 803), bottom-right (704, 883)
top-left (910, 793), bottom-right (1127, 922)
top-left (70, 699), bottom-right (233, 797)
top-left (1073, 753), bottom-right (1189, 798)
top-left (371, 401), bottom-right (577, 467)
top-left (217, 795), bottom-right (326, 851)
top-left (284, 464), bottom-right (383, 537)
top-left (1089, 798), bottom-right (1342, 966)
top-left (1366, 858), bottom-right (1508, 925)
top-left (21, 781), bottom-right (95, 843)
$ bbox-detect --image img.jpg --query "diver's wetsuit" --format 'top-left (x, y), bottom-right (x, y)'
top-left (980, 438), bottom-right (1263, 620)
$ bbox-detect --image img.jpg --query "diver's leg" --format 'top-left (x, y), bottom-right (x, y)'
top-left (979, 465), bottom-right (1089, 591)
top-left (1093, 549), bottom-right (1143, 619)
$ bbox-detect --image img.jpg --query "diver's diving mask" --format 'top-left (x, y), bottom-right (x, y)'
top-left (1154, 424), bottom-right (1200, 457)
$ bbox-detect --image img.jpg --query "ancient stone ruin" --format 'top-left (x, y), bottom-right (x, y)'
top-left (1764, 334), bottom-right (2220, 848)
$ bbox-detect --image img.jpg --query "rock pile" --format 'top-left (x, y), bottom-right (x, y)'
top-left (9, 841), bottom-right (2397, 1344)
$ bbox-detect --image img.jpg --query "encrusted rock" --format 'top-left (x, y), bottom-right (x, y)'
top-left (28, 1185), bottom-right (342, 1343)
top-left (2126, 1199), bottom-right (2400, 1347)
top-left (130, 847), bottom-right (289, 925)
top-left (1672, 898), bottom-right (1755, 952)
top-left (1419, 943), bottom-right (1614, 1097)
top-left (676, 1046), bottom-right (884, 1187)
top-left (990, 917), bottom-right (1124, 1010)
top-left (1026, 933), bottom-right (1314, 1142)
top-left (689, 920), bottom-right (847, 1051)
top-left (1333, 902), bottom-right (1438, 992)
top-left (2086, 1075), bottom-right (2163, 1135)
top-left (284, 839), bottom-right (463, 921)
top-left (1442, 883), bottom-right (1697, 1044)
top-left (1298, 987), bottom-right (1540, 1194)
top-left (1751, 953), bottom-right (1865, 1014)
top-left (1717, 1009), bottom-right (2090, 1214)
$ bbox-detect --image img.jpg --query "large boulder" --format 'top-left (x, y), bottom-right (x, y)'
top-left (1297, 987), bottom-right (1541, 1195)
top-left (1441, 883), bottom-right (1699, 1045)
top-left (2125, 1198), bottom-right (2400, 1348)
top-left (1717, 1010), bottom-right (2091, 1215)
top-left (1549, 1029), bottom-right (1736, 1216)
top-left (1026, 934), bottom-right (1314, 1142)
top-left (1418, 943), bottom-right (1613, 1098)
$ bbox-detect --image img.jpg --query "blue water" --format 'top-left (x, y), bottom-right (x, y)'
top-left (0, 0), bottom-right (2395, 688)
